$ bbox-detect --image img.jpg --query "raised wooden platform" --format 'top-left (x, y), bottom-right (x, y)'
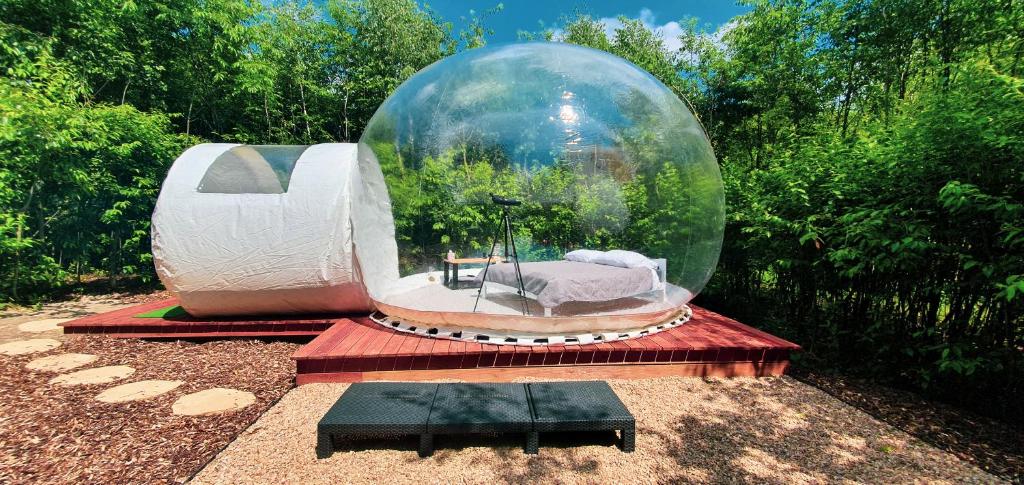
top-left (291, 306), bottom-right (800, 384)
top-left (60, 299), bottom-right (800, 382)
top-left (60, 298), bottom-right (338, 338)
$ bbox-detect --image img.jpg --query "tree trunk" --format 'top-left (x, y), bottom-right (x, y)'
top-left (121, 79), bottom-right (130, 105)
top-left (75, 231), bottom-right (82, 283)
top-left (342, 91), bottom-right (350, 141)
top-left (264, 92), bottom-right (272, 137)
top-left (186, 99), bottom-right (193, 137)
top-left (938, 0), bottom-right (955, 87)
top-left (110, 230), bottom-right (119, 290)
top-left (1011, 39), bottom-right (1023, 76)
top-left (898, 60), bottom-right (911, 100)
top-left (11, 182), bottom-right (39, 300)
top-left (755, 113), bottom-right (764, 169)
top-left (841, 64), bottom-right (856, 136)
top-left (12, 222), bottom-right (21, 300)
top-left (299, 82), bottom-right (312, 141)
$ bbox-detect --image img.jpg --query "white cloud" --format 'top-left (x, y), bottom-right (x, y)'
top-left (676, 19), bottom-right (738, 64)
top-left (551, 7), bottom-right (737, 55)
top-left (597, 8), bottom-right (685, 52)
top-left (709, 19), bottom-right (738, 50)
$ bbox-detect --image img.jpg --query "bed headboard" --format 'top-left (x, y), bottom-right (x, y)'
top-left (653, 258), bottom-right (667, 283)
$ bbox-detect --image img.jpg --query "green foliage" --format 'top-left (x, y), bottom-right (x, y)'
top-left (0, 29), bottom-right (187, 298)
top-left (684, 1), bottom-right (1024, 422)
top-left (380, 148), bottom-right (699, 277)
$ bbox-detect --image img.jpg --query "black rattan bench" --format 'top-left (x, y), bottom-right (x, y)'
top-left (316, 380), bottom-right (634, 458)
top-left (528, 381), bottom-right (635, 452)
top-left (316, 382), bottom-right (438, 458)
top-left (427, 383), bottom-right (535, 455)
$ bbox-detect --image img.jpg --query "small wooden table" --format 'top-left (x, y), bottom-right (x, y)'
top-left (442, 257), bottom-right (504, 289)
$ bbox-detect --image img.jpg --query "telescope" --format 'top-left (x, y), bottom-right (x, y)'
top-left (490, 194), bottom-right (521, 206)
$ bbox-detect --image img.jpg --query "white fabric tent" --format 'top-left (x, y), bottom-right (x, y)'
top-left (352, 142), bottom-right (399, 302)
top-left (152, 143), bottom-right (394, 317)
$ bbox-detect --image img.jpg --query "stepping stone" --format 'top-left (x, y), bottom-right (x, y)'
top-left (25, 353), bottom-right (98, 372)
top-left (172, 388), bottom-right (256, 416)
top-left (95, 380), bottom-right (184, 403)
top-left (17, 318), bottom-right (71, 333)
top-left (0, 338), bottom-right (62, 356)
top-left (49, 365), bottom-right (135, 386)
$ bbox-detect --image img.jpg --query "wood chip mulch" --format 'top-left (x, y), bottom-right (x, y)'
top-left (0, 335), bottom-right (299, 484)
top-left (795, 370), bottom-right (1023, 482)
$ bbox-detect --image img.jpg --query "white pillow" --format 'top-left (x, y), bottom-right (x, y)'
top-left (594, 250), bottom-right (657, 270)
top-left (564, 249), bottom-right (605, 263)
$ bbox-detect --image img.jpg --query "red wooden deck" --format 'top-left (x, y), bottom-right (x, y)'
top-left (60, 298), bottom-right (339, 338)
top-left (291, 306), bottom-right (800, 384)
top-left (59, 299), bottom-right (800, 383)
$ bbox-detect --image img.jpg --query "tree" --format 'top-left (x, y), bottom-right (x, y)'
top-left (329, 0), bottom-right (454, 139)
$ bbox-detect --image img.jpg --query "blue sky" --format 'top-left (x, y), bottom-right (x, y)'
top-left (424, 1), bottom-right (750, 48)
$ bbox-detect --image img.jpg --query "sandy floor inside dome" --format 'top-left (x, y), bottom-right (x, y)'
top-left (382, 271), bottom-right (690, 318)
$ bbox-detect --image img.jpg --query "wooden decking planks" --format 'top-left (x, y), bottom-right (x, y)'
top-left (57, 298), bottom-right (800, 384)
top-left (292, 305), bottom-right (800, 383)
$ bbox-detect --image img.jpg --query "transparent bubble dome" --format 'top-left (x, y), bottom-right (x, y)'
top-left (354, 43), bottom-right (723, 330)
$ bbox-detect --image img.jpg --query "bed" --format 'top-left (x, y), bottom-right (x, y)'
top-left (474, 258), bottom-right (667, 316)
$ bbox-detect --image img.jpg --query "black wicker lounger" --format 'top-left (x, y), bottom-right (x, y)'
top-left (527, 381), bottom-right (635, 452)
top-left (316, 380), bottom-right (635, 458)
top-left (427, 383), bottom-right (535, 455)
top-left (316, 382), bottom-right (438, 458)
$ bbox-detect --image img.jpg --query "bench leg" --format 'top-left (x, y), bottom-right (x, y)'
top-left (525, 431), bottom-right (539, 455)
top-left (418, 433), bottom-right (434, 458)
top-left (619, 426), bottom-right (635, 453)
top-left (316, 433), bottom-right (333, 459)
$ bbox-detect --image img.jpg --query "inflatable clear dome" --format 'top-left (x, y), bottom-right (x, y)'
top-left (353, 43), bottom-right (724, 339)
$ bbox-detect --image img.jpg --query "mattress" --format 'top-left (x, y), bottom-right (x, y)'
top-left (475, 260), bottom-right (656, 309)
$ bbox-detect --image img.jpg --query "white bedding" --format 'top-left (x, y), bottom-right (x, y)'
top-left (476, 260), bottom-right (658, 309)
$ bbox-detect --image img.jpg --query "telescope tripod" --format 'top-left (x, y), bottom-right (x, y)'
top-left (473, 205), bottom-right (530, 316)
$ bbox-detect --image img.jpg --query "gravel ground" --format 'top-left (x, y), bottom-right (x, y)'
top-left (0, 296), bottom-right (300, 484)
top-left (194, 377), bottom-right (1001, 484)
top-left (796, 371), bottom-right (1023, 481)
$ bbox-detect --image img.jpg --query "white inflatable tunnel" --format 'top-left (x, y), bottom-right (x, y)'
top-left (152, 143), bottom-right (394, 317)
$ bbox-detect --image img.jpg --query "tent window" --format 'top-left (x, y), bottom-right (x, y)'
top-left (197, 145), bottom-right (309, 194)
